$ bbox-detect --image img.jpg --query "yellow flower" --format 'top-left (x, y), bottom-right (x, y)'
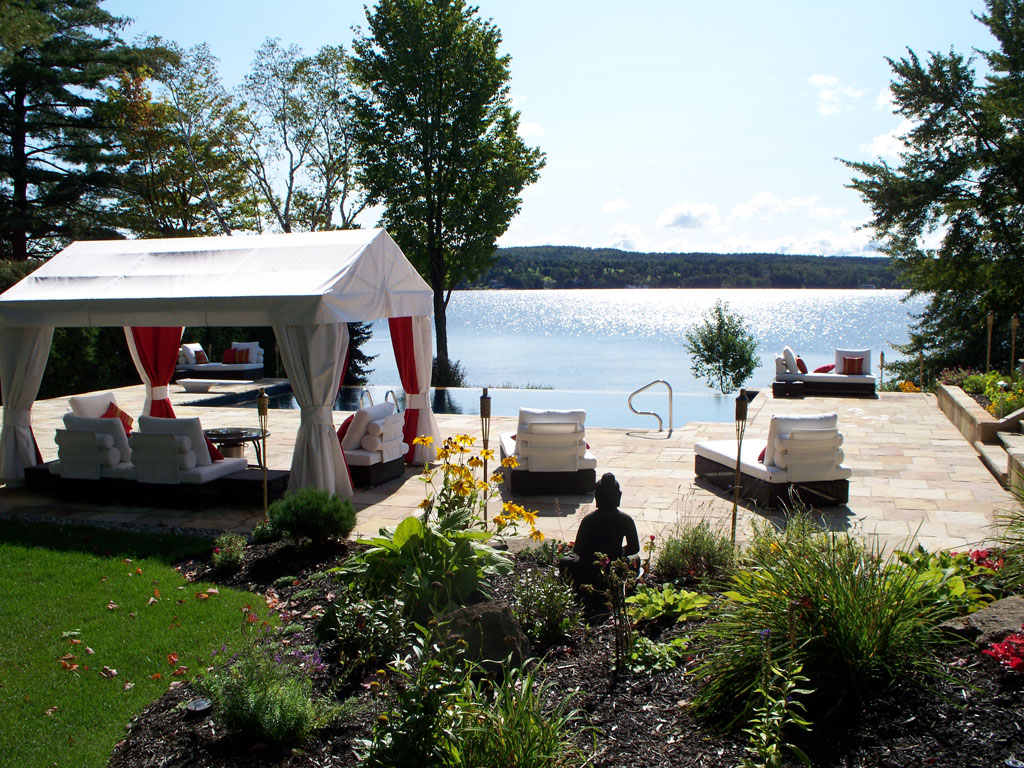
top-left (412, 435), bottom-right (434, 447)
top-left (453, 478), bottom-right (473, 497)
top-left (467, 457), bottom-right (483, 469)
top-left (436, 447), bottom-right (452, 461)
top-left (475, 480), bottom-right (490, 491)
top-left (492, 514), bottom-right (509, 527)
top-left (501, 456), bottom-right (519, 469)
top-left (480, 448), bottom-right (494, 460)
top-left (455, 434), bottom-right (476, 447)
top-left (520, 508), bottom-right (538, 526)
top-left (489, 472), bottom-right (505, 484)
top-left (529, 528), bottom-right (545, 542)
top-left (418, 498), bottom-right (431, 509)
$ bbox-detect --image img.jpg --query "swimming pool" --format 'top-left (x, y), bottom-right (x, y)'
top-left (232, 385), bottom-right (739, 430)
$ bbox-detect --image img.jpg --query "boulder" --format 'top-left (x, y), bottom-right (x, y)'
top-left (439, 600), bottom-right (529, 673)
top-left (940, 595), bottom-right (1024, 645)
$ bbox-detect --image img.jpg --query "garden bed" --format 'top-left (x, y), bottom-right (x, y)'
top-left (105, 535), bottom-right (1024, 768)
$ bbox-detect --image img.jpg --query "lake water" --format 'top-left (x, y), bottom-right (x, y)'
top-left (343, 288), bottom-right (927, 428)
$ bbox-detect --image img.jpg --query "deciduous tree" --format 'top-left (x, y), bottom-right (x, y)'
top-left (684, 300), bottom-right (759, 394)
top-left (846, 0), bottom-right (1024, 374)
top-left (350, 0), bottom-right (544, 384)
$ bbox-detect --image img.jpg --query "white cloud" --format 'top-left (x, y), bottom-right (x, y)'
top-left (875, 86), bottom-right (894, 111)
top-left (605, 223), bottom-right (643, 251)
top-left (860, 118), bottom-right (913, 158)
top-left (808, 73), bottom-right (867, 116)
top-left (602, 197), bottom-right (629, 213)
top-left (655, 201), bottom-right (720, 229)
top-left (730, 192), bottom-right (843, 221)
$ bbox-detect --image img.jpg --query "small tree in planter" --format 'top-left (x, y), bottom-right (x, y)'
top-left (268, 487), bottom-right (357, 545)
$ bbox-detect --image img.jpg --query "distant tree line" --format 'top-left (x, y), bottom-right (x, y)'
top-left (471, 246), bottom-right (901, 290)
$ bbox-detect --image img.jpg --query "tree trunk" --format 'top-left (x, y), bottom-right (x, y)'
top-left (10, 85), bottom-right (28, 261)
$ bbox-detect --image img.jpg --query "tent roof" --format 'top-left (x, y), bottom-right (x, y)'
top-left (0, 229), bottom-right (433, 327)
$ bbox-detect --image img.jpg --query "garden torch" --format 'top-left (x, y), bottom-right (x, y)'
top-left (257, 387), bottom-right (269, 516)
top-left (480, 387), bottom-right (491, 521)
top-left (732, 388), bottom-right (748, 545)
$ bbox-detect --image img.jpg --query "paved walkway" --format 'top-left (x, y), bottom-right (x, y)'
top-left (0, 383), bottom-right (1015, 553)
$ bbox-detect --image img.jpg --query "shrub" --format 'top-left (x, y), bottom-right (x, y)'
top-left (268, 488), bottom-right (356, 544)
top-left (210, 533), bottom-right (246, 575)
top-left (626, 582), bottom-right (711, 626)
top-left (628, 635), bottom-right (689, 674)
top-left (516, 538), bottom-right (571, 566)
top-left (336, 515), bottom-right (512, 622)
top-left (692, 517), bottom-right (958, 725)
top-left (508, 567), bottom-right (582, 647)
top-left (315, 586), bottom-right (410, 678)
top-left (251, 517), bottom-right (280, 544)
top-left (938, 366), bottom-right (982, 388)
top-left (656, 519), bottom-right (735, 583)
top-left (684, 299), bottom-right (759, 394)
top-left (895, 545), bottom-right (1003, 614)
top-left (962, 373), bottom-right (986, 394)
top-left (195, 630), bottom-right (335, 746)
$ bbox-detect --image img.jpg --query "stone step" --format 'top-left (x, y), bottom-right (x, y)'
top-left (975, 440), bottom-right (1009, 487)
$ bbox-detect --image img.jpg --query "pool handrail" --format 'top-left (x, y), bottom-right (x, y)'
top-left (628, 379), bottom-right (673, 435)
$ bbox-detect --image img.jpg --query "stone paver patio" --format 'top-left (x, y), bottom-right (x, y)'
top-left (0, 382), bottom-right (1016, 552)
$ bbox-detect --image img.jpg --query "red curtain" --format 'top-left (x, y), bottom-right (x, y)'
top-left (130, 326), bottom-right (181, 418)
top-left (389, 316), bottom-right (420, 461)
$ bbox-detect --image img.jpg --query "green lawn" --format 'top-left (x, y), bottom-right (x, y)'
top-left (0, 520), bottom-right (270, 768)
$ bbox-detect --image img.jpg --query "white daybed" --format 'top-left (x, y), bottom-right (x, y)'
top-left (773, 347), bottom-right (876, 398)
top-left (174, 341), bottom-right (265, 381)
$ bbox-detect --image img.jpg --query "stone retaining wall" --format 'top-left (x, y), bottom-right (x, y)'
top-left (936, 383), bottom-right (1001, 444)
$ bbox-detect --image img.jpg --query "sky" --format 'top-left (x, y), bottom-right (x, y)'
top-left (103, 0), bottom-right (995, 256)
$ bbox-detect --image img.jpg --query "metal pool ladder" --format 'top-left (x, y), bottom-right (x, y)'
top-left (628, 379), bottom-right (673, 435)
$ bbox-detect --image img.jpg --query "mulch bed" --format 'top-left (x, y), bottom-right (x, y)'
top-left (107, 540), bottom-right (1024, 768)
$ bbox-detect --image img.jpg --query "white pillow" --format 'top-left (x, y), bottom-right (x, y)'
top-left (764, 413), bottom-right (838, 467)
top-left (138, 415), bottom-right (212, 466)
top-left (835, 348), bottom-right (871, 375)
top-left (342, 402), bottom-right (396, 451)
top-left (68, 391), bottom-right (117, 419)
top-left (231, 341), bottom-right (263, 364)
top-left (180, 343), bottom-right (205, 366)
top-left (782, 346), bottom-right (798, 374)
top-left (775, 356), bottom-right (788, 376)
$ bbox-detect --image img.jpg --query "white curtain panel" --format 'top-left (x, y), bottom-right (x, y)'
top-left (0, 325), bottom-right (54, 483)
top-left (409, 315), bottom-right (440, 463)
top-left (274, 323), bottom-right (352, 498)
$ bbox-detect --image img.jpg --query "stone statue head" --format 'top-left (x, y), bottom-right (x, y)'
top-left (594, 472), bottom-right (621, 512)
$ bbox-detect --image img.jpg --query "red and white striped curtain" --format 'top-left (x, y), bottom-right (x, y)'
top-left (389, 316), bottom-right (440, 463)
top-left (124, 326), bottom-right (183, 418)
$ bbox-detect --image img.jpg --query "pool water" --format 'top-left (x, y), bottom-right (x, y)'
top-left (237, 385), bottom-right (738, 430)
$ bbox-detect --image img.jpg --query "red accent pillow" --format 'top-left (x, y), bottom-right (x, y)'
top-left (205, 437), bottom-right (223, 461)
top-left (814, 363), bottom-right (836, 373)
top-left (337, 414), bottom-right (354, 446)
top-left (194, 350), bottom-right (209, 364)
top-left (101, 402), bottom-right (133, 435)
top-left (757, 446), bottom-right (766, 463)
top-left (796, 356), bottom-right (808, 374)
top-left (234, 348), bottom-right (250, 364)
top-left (222, 348), bottom-right (236, 364)
top-left (843, 356), bottom-right (864, 375)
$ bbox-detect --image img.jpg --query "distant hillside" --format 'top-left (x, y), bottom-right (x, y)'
top-left (471, 245), bottom-right (899, 289)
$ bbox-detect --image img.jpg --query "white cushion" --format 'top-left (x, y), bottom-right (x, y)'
top-left (180, 343), bottom-right (205, 366)
top-left (342, 402), bottom-right (396, 451)
top-left (231, 341), bottom-right (263, 363)
top-left (835, 348), bottom-right (871, 375)
top-left (775, 356), bottom-right (788, 376)
top-left (366, 413), bottom-right (404, 436)
top-left (68, 391), bottom-right (117, 419)
top-left (63, 414), bottom-right (131, 463)
top-left (782, 346), bottom-right (798, 374)
top-left (179, 457), bottom-right (247, 484)
top-left (138, 415), bottom-right (212, 466)
top-left (764, 413), bottom-right (838, 468)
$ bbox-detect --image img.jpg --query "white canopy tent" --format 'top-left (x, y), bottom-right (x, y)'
top-left (0, 229), bottom-right (441, 496)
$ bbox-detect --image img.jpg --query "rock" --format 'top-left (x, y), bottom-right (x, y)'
top-left (439, 600), bottom-right (529, 672)
top-left (940, 595), bottom-right (1024, 645)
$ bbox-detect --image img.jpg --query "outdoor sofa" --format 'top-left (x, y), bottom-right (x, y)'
top-left (500, 408), bottom-right (597, 495)
top-left (693, 412), bottom-right (851, 508)
top-left (173, 341), bottom-right (265, 381)
top-left (25, 391), bottom-right (283, 507)
top-left (337, 401), bottom-right (408, 488)
top-left (772, 346), bottom-right (876, 398)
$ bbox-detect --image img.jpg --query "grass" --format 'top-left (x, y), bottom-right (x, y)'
top-left (0, 520), bottom-right (272, 768)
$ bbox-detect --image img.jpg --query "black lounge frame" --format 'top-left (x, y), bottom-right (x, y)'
top-left (24, 462), bottom-right (289, 509)
top-left (772, 378), bottom-right (876, 398)
top-left (349, 456), bottom-right (405, 489)
top-left (694, 454), bottom-right (849, 509)
top-left (172, 365), bottom-right (264, 382)
top-left (504, 466), bottom-right (596, 496)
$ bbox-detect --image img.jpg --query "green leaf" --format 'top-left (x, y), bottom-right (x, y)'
top-left (393, 517), bottom-right (424, 549)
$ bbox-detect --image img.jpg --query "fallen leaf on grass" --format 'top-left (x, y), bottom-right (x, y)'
top-left (206, 587), bottom-right (218, 595)
top-left (129, 612), bottom-right (136, 618)
top-left (171, 666), bottom-right (187, 677)
top-left (135, 567), bottom-right (142, 575)
top-left (167, 652), bottom-right (178, 666)
top-left (44, 706), bottom-right (58, 716)
top-left (147, 597), bottom-right (157, 606)
top-left (168, 680), bottom-right (183, 690)
top-left (122, 559), bottom-right (132, 564)
top-left (68, 639), bottom-right (81, 645)
top-left (100, 666), bottom-right (117, 678)
top-left (153, 588), bottom-right (160, 598)
top-left (107, 601), bottom-right (118, 611)
top-left (149, 673), bottom-right (162, 680)
top-left (122, 681), bottom-right (134, 691)
top-left (59, 661), bottom-right (79, 671)
top-left (85, 647), bottom-right (95, 655)
top-left (195, 592), bottom-right (209, 600)
top-left (61, 630), bottom-right (80, 639)
top-left (59, 653), bottom-right (75, 662)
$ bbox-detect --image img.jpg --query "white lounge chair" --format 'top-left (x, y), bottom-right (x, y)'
top-left (338, 401), bottom-right (407, 488)
top-left (694, 412), bottom-right (851, 508)
top-left (499, 408), bottom-right (597, 495)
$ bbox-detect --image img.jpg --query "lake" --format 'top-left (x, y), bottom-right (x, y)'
top-left (346, 288), bottom-right (927, 428)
